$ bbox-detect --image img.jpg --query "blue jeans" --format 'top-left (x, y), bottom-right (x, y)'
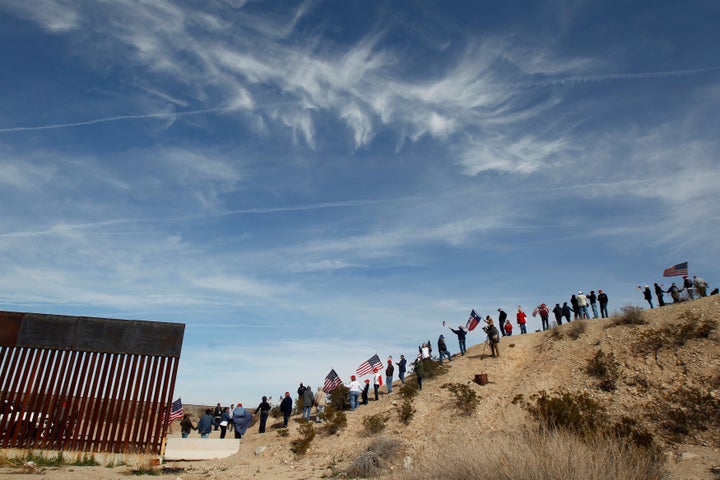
top-left (303, 406), bottom-right (312, 420)
top-left (591, 303), bottom-right (598, 318)
top-left (200, 433), bottom-right (209, 438)
top-left (399, 371), bottom-right (405, 384)
top-left (458, 340), bottom-right (466, 355)
top-left (182, 432), bottom-right (189, 438)
top-left (579, 306), bottom-right (589, 318)
top-left (519, 323), bottom-right (527, 334)
top-left (600, 304), bottom-right (608, 318)
top-left (349, 391), bottom-right (359, 410)
top-left (386, 376), bottom-right (393, 393)
top-left (439, 350), bottom-right (452, 363)
top-left (541, 317), bottom-right (549, 330)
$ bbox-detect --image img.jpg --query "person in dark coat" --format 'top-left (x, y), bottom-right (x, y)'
top-left (302, 386), bottom-right (314, 421)
top-left (197, 409), bottom-right (214, 438)
top-left (483, 316), bottom-right (500, 358)
top-left (413, 359), bottom-right (424, 390)
top-left (570, 295), bottom-right (579, 320)
top-left (598, 290), bottom-right (609, 317)
top-left (361, 380), bottom-right (370, 405)
top-left (255, 396), bottom-right (271, 433)
top-left (654, 283), bottom-right (666, 307)
top-left (641, 285), bottom-right (653, 308)
top-left (219, 406), bottom-right (231, 439)
top-left (562, 302), bottom-right (572, 323)
top-left (448, 326), bottom-right (467, 355)
top-left (666, 283), bottom-right (680, 303)
top-left (280, 392), bottom-right (293, 428)
top-left (180, 414), bottom-right (196, 438)
top-left (396, 355), bottom-right (407, 384)
top-left (552, 303), bottom-right (563, 326)
top-left (497, 308), bottom-right (508, 336)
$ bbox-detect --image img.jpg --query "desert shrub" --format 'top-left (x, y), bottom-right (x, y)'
top-left (611, 416), bottom-right (657, 450)
top-left (676, 310), bottom-right (717, 341)
top-left (523, 390), bottom-right (608, 436)
top-left (610, 305), bottom-right (646, 327)
top-left (398, 399), bottom-right (416, 425)
top-left (631, 329), bottom-right (669, 362)
top-left (441, 382), bottom-right (480, 415)
top-left (646, 385), bottom-right (720, 442)
top-left (632, 313), bottom-right (716, 362)
top-left (322, 404), bottom-right (347, 435)
top-left (363, 412), bottom-right (390, 435)
top-left (565, 320), bottom-right (587, 340)
top-left (399, 377), bottom-right (419, 399)
top-left (70, 453), bottom-right (99, 466)
top-left (276, 427), bottom-right (289, 437)
top-left (328, 384), bottom-right (350, 411)
top-left (420, 358), bottom-right (448, 379)
top-left (346, 436), bottom-right (402, 478)
top-left (586, 350), bottom-right (621, 391)
top-left (290, 419), bottom-right (315, 456)
top-left (270, 405), bottom-right (281, 418)
top-left (399, 428), bottom-right (666, 480)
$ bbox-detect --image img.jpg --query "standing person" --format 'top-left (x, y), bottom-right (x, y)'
top-left (255, 396), bottom-right (271, 433)
top-left (577, 292), bottom-right (589, 319)
top-left (420, 343), bottom-right (430, 359)
top-left (666, 283), bottom-right (681, 303)
top-left (588, 291), bottom-right (599, 318)
top-left (654, 283), bottom-right (666, 307)
top-left (280, 392), bottom-right (293, 427)
top-left (313, 387), bottom-right (327, 423)
top-left (426, 340), bottom-right (433, 359)
top-left (437, 335), bottom-right (452, 364)
top-left (694, 275), bottom-right (708, 297)
top-left (219, 406), bottom-right (231, 439)
top-left (302, 386), bottom-right (314, 421)
top-left (570, 295), bottom-right (580, 320)
top-left (535, 304), bottom-right (550, 331)
top-left (448, 326), bottom-right (467, 355)
top-left (483, 317), bottom-right (500, 358)
top-left (232, 403), bottom-right (253, 439)
top-left (598, 290), bottom-right (609, 318)
top-left (297, 383), bottom-right (306, 400)
top-left (385, 358), bottom-right (395, 394)
top-left (396, 355), bottom-right (407, 384)
top-left (361, 380), bottom-right (370, 405)
top-left (180, 413), bottom-right (196, 438)
top-left (517, 306), bottom-right (527, 334)
top-left (552, 303), bottom-right (563, 326)
top-left (413, 358), bottom-right (424, 390)
top-left (372, 368), bottom-right (383, 401)
top-left (562, 302), bottom-right (573, 323)
top-left (213, 403), bottom-right (222, 431)
top-left (497, 308), bottom-right (508, 336)
top-left (345, 376), bottom-right (361, 410)
top-left (683, 275), bottom-right (695, 299)
top-left (197, 409), bottom-right (214, 438)
top-left (641, 285), bottom-right (653, 308)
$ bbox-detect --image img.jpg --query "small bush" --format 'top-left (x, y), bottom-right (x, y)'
top-left (290, 419), bottom-right (315, 456)
top-left (632, 313), bottom-right (716, 362)
top-left (346, 437), bottom-right (402, 478)
top-left (586, 350), bottom-right (621, 391)
top-left (441, 382), bottom-right (480, 416)
top-left (420, 358), bottom-right (448, 379)
top-left (328, 384), bottom-right (350, 412)
top-left (322, 405), bottom-right (347, 435)
top-left (523, 390), bottom-right (608, 436)
top-left (270, 405), bottom-right (281, 418)
top-left (70, 453), bottom-right (99, 466)
top-left (363, 412), bottom-right (390, 435)
top-left (566, 320), bottom-right (587, 339)
top-left (399, 377), bottom-right (419, 399)
top-left (611, 305), bottom-right (646, 327)
top-left (398, 399), bottom-right (416, 425)
top-left (646, 385), bottom-right (720, 442)
top-left (276, 427), bottom-right (289, 437)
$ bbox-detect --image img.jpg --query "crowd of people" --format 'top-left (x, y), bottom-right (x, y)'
top-left (178, 272), bottom-right (713, 439)
top-left (639, 274), bottom-right (710, 308)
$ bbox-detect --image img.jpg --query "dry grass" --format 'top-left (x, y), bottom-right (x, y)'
top-left (346, 436), bottom-right (402, 478)
top-left (399, 428), bottom-right (665, 480)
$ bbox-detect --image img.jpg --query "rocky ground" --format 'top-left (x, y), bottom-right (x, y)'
top-left (2, 296), bottom-right (719, 479)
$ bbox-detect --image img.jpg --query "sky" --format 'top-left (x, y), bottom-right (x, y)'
top-left (0, 0), bottom-right (718, 406)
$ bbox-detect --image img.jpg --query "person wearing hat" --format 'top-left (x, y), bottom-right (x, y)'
top-left (484, 316), bottom-right (500, 357)
top-left (345, 375), bottom-right (362, 410)
top-left (517, 306), bottom-right (528, 334)
top-left (534, 303), bottom-right (551, 330)
top-left (361, 379), bottom-right (370, 405)
top-left (497, 308), bottom-right (508, 336)
top-left (372, 368), bottom-right (383, 401)
top-left (448, 325), bottom-right (467, 355)
top-left (232, 403), bottom-right (253, 439)
top-left (437, 334), bottom-right (452, 364)
top-left (597, 291), bottom-right (609, 317)
top-left (280, 392), bottom-right (293, 427)
top-left (576, 291), bottom-right (589, 319)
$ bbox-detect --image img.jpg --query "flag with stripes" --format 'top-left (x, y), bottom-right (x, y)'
top-left (663, 261), bottom-right (688, 277)
top-left (323, 368), bottom-right (342, 393)
top-left (356, 354), bottom-right (382, 376)
top-left (466, 309), bottom-right (481, 331)
top-left (168, 398), bottom-right (183, 423)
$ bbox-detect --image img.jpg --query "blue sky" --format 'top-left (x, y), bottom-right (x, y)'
top-left (1, 0), bottom-right (718, 405)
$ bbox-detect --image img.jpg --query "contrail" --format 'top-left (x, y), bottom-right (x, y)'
top-left (0, 106), bottom-right (233, 134)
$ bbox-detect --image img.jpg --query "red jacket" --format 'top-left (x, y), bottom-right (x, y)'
top-left (517, 311), bottom-right (527, 324)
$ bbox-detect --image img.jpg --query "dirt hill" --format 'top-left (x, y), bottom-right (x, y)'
top-left (4, 296), bottom-right (719, 479)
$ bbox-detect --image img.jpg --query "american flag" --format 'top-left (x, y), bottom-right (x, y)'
top-left (356, 354), bottom-right (382, 376)
top-left (663, 261), bottom-right (688, 277)
top-left (323, 369), bottom-right (342, 393)
top-left (167, 398), bottom-right (183, 423)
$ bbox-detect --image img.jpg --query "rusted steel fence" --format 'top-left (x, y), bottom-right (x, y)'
top-left (0, 311), bottom-right (184, 455)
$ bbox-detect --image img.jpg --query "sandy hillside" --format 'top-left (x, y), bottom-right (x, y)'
top-left (2, 296), bottom-right (719, 479)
